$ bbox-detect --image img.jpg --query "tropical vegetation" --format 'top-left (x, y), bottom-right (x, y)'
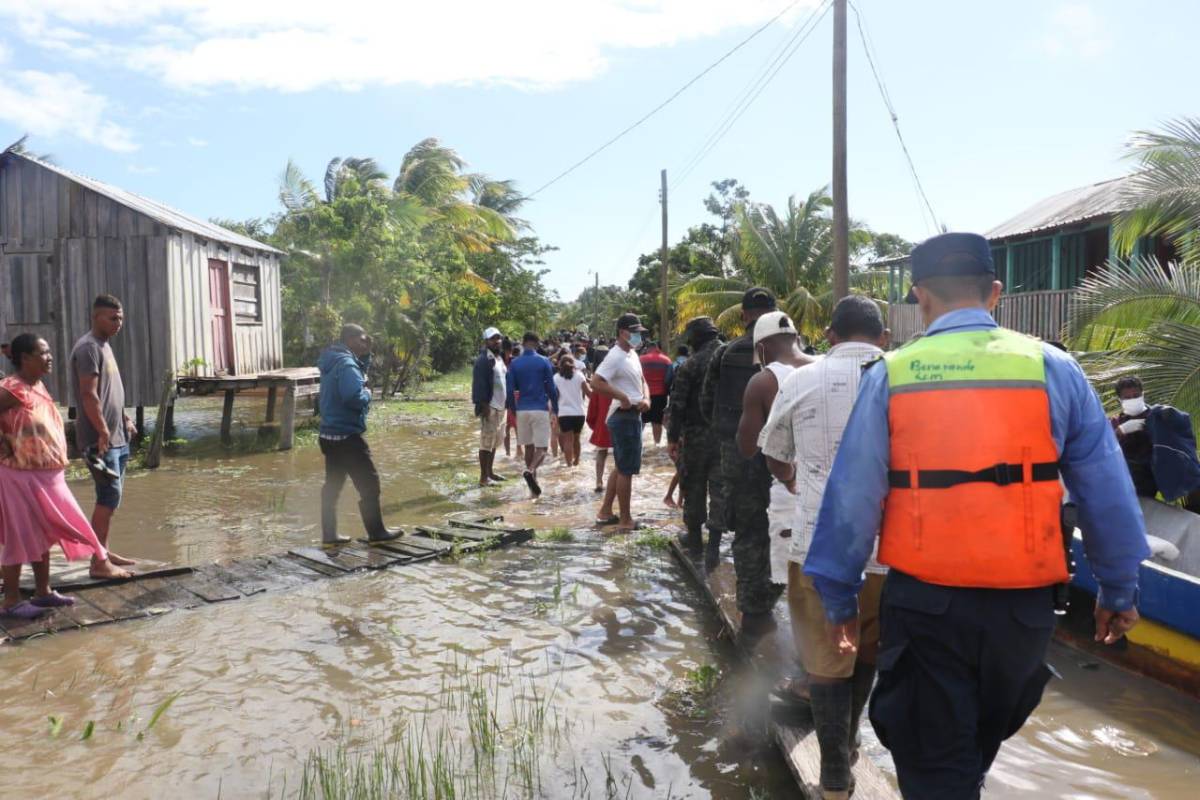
top-left (666, 182), bottom-right (910, 341)
top-left (1068, 117), bottom-right (1200, 417)
top-left (217, 138), bottom-right (558, 394)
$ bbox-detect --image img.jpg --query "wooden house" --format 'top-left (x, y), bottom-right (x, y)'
top-left (0, 150), bottom-right (284, 412)
top-left (886, 174), bottom-right (1180, 343)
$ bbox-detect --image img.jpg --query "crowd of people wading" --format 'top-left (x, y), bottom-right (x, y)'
top-left (469, 231), bottom-right (1150, 800)
top-left (0, 231), bottom-right (1153, 799)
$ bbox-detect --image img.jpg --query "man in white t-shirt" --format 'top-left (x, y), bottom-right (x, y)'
top-left (591, 313), bottom-right (650, 531)
top-left (759, 296), bottom-right (888, 796)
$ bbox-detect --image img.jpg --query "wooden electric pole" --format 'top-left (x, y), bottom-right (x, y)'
top-left (660, 169), bottom-right (671, 351)
top-left (832, 0), bottom-right (849, 301)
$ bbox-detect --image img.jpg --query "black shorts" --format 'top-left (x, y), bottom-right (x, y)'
top-left (642, 394), bottom-right (668, 425)
top-left (558, 415), bottom-right (585, 433)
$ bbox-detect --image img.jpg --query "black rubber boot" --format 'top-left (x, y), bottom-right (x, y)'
top-left (809, 680), bottom-right (854, 796)
top-left (321, 500), bottom-right (350, 545)
top-left (683, 526), bottom-right (703, 554)
top-left (704, 527), bottom-right (722, 571)
top-left (848, 661), bottom-right (876, 765)
top-left (359, 497), bottom-right (403, 542)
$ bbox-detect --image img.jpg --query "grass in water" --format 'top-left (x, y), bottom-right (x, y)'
top-left (633, 530), bottom-right (671, 551)
top-left (284, 654), bottom-right (629, 800)
top-left (536, 527), bottom-right (575, 543)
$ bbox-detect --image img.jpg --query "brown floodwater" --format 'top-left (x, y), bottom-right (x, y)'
top-left (0, 398), bottom-right (1197, 798)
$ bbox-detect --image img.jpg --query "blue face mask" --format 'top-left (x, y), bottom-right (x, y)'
top-left (628, 332), bottom-right (643, 348)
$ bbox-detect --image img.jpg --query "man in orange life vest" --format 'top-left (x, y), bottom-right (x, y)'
top-left (805, 232), bottom-right (1149, 799)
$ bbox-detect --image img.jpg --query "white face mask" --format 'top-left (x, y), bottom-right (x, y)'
top-left (1121, 396), bottom-right (1148, 417)
top-left (628, 332), bottom-right (643, 348)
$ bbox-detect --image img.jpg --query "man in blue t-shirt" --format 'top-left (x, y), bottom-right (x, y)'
top-left (506, 332), bottom-right (558, 497)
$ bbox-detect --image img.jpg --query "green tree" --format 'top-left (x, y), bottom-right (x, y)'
top-left (676, 187), bottom-right (873, 340)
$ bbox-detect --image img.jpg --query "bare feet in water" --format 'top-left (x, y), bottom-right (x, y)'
top-left (663, 495), bottom-right (679, 508)
top-left (90, 559), bottom-right (133, 580)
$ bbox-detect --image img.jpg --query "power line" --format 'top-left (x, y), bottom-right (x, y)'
top-left (671, 0), bottom-right (832, 191)
top-left (526, 0), bottom-right (809, 199)
top-left (849, 0), bottom-right (941, 234)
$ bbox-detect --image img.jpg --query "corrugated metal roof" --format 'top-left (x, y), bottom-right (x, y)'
top-left (3, 151), bottom-right (283, 254)
top-left (986, 175), bottom-right (1135, 241)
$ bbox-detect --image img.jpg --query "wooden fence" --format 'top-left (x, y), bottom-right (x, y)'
top-left (889, 289), bottom-right (1076, 346)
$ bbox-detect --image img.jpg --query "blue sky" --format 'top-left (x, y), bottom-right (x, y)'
top-left (0, 0), bottom-right (1194, 301)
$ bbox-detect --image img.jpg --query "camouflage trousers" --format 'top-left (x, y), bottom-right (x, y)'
top-left (679, 426), bottom-right (725, 537)
top-left (719, 439), bottom-right (776, 616)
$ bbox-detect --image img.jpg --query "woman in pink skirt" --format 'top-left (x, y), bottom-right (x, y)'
top-left (0, 334), bottom-right (129, 619)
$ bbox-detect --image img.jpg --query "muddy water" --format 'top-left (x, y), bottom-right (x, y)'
top-left (0, 398), bottom-right (1198, 798)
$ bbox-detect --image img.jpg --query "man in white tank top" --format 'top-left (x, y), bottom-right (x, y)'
top-left (735, 311), bottom-right (814, 635)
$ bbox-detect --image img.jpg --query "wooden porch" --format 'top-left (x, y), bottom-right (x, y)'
top-left (162, 367), bottom-right (324, 455)
top-left (888, 288), bottom-right (1076, 346)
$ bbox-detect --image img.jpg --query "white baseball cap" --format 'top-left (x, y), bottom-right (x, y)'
top-left (752, 311), bottom-right (797, 348)
top-left (482, 326), bottom-right (502, 340)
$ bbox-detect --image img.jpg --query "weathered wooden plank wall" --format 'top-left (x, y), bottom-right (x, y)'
top-left (2, 156), bottom-right (282, 406)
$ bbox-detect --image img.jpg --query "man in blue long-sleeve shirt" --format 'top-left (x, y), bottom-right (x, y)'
top-left (317, 324), bottom-right (402, 544)
top-left (507, 331), bottom-right (558, 497)
top-left (806, 233), bottom-right (1148, 799)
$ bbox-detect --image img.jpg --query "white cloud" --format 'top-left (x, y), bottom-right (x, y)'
top-left (0, 69), bottom-right (137, 151)
top-left (1040, 2), bottom-right (1110, 59)
top-left (0, 0), bottom-right (818, 92)
top-left (186, 136), bottom-right (207, 147)
top-left (0, 40), bottom-right (10, 64)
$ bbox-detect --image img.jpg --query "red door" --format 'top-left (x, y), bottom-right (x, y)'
top-left (208, 258), bottom-right (235, 374)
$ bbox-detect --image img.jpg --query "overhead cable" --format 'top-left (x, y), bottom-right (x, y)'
top-left (527, 0), bottom-right (809, 199)
top-left (850, 0), bottom-right (941, 233)
top-left (671, 0), bottom-right (833, 191)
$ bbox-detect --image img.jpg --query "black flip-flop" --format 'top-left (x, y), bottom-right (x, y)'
top-left (594, 515), bottom-right (619, 526)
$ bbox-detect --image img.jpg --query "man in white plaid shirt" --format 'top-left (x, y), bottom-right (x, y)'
top-left (759, 295), bottom-right (889, 799)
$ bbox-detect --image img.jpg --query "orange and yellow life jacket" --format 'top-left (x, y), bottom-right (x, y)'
top-left (878, 327), bottom-right (1068, 588)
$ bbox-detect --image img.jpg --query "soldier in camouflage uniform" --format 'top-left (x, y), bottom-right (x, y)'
top-left (667, 316), bottom-right (725, 568)
top-left (701, 287), bottom-right (780, 636)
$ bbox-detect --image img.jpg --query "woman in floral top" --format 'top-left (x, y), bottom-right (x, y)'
top-left (0, 334), bottom-right (129, 619)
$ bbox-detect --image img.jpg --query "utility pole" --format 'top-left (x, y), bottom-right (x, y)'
top-left (832, 0), bottom-right (849, 301)
top-left (660, 169), bottom-right (671, 352)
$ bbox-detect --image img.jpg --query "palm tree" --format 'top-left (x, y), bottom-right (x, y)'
top-left (674, 188), bottom-right (871, 340)
top-left (1066, 117), bottom-right (1200, 416)
top-left (1112, 117), bottom-right (1200, 264)
top-left (1068, 258), bottom-right (1200, 417)
top-left (393, 138), bottom-right (512, 253)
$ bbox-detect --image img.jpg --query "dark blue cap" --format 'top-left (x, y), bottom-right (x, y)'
top-left (910, 232), bottom-right (994, 283)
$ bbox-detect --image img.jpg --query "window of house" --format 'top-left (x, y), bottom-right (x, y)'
top-left (231, 264), bottom-right (262, 323)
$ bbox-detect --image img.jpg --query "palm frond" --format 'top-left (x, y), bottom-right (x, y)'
top-left (280, 159), bottom-right (319, 211)
top-left (1081, 320), bottom-right (1200, 420)
top-left (1067, 256), bottom-right (1200, 350)
top-left (1112, 117), bottom-right (1200, 255)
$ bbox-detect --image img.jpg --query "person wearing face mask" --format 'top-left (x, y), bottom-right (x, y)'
top-left (1112, 375), bottom-right (1200, 507)
top-left (592, 313), bottom-right (651, 531)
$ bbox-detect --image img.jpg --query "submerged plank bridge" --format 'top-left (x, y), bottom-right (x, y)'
top-left (0, 514), bottom-right (531, 644)
top-left (669, 537), bottom-right (900, 800)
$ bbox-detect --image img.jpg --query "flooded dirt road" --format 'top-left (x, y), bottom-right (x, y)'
top-left (0, 389), bottom-right (1198, 798)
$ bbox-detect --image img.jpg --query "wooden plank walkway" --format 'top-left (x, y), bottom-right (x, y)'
top-left (0, 515), bottom-right (533, 644)
top-left (668, 537), bottom-right (899, 800)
